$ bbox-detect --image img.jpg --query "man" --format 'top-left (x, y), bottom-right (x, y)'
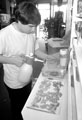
top-left (0, 2), bottom-right (55, 120)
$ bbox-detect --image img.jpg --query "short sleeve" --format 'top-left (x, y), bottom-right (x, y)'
top-left (0, 32), bottom-right (5, 54)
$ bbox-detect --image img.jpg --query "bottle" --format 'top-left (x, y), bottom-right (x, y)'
top-left (60, 49), bottom-right (68, 69)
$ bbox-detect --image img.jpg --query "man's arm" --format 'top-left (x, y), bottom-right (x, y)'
top-left (0, 55), bottom-right (27, 67)
top-left (35, 48), bottom-right (59, 61)
top-left (35, 49), bottom-right (47, 61)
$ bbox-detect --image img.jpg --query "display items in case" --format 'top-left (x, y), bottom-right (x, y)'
top-left (27, 79), bottom-right (64, 114)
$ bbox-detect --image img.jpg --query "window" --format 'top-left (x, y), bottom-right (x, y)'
top-left (37, 3), bottom-right (50, 38)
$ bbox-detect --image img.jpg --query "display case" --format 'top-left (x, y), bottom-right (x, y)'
top-left (21, 0), bottom-right (82, 120)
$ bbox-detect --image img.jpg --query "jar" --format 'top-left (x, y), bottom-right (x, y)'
top-left (60, 49), bottom-right (68, 68)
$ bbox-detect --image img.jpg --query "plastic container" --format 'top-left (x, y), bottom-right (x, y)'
top-left (60, 49), bottom-right (68, 68)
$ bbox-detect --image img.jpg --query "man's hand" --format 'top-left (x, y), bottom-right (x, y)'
top-left (20, 54), bottom-right (34, 65)
top-left (12, 55), bottom-right (27, 67)
top-left (25, 56), bottom-right (34, 65)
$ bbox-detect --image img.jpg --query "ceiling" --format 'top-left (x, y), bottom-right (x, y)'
top-left (37, 0), bottom-right (68, 4)
top-left (0, 0), bottom-right (68, 13)
top-left (16, 0), bottom-right (68, 5)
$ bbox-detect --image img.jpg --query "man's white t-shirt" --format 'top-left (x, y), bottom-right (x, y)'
top-left (0, 23), bottom-right (39, 89)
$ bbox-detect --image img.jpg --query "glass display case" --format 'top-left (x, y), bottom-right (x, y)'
top-left (21, 0), bottom-right (82, 120)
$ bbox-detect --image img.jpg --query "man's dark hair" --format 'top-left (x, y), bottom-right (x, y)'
top-left (15, 1), bottom-right (41, 26)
